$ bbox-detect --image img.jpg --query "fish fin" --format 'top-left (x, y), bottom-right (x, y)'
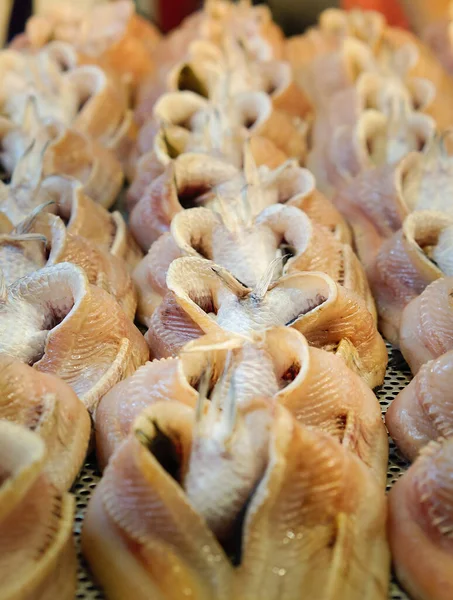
top-left (211, 265), bottom-right (250, 297)
top-left (0, 232), bottom-right (47, 245)
top-left (14, 199), bottom-right (55, 235)
top-left (252, 256), bottom-right (287, 300)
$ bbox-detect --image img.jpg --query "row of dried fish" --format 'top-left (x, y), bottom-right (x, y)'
top-left (293, 7), bottom-right (453, 600)
top-left (0, 4), bottom-right (161, 599)
top-left (79, 3), bottom-right (395, 600)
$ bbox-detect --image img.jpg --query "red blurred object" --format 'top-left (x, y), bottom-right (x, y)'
top-left (158, 0), bottom-right (200, 33)
top-left (341, 0), bottom-right (410, 29)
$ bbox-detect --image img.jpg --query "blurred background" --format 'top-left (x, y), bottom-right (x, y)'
top-left (1, 0), bottom-right (451, 44)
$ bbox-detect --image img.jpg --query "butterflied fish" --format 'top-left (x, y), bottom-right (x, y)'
top-left (133, 202), bottom-right (371, 326)
top-left (146, 257), bottom-right (386, 387)
top-left (83, 395), bottom-right (389, 599)
top-left (368, 211), bottom-right (452, 346)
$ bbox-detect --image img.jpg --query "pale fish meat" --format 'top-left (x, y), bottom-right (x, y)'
top-left (399, 277), bottom-right (453, 374)
top-left (146, 257), bottom-right (387, 387)
top-left (389, 437), bottom-right (453, 600)
top-left (0, 420), bottom-right (76, 600)
top-left (386, 349), bottom-right (453, 461)
top-left (96, 327), bottom-right (387, 480)
top-left (0, 262), bottom-right (148, 412)
top-left (367, 211), bottom-right (452, 346)
top-left (0, 98), bottom-right (123, 209)
top-left (0, 354), bottom-right (90, 490)
top-left (83, 397), bottom-right (389, 600)
top-left (133, 202), bottom-right (371, 325)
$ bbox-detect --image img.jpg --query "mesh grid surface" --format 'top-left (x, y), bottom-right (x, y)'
top-left (73, 343), bottom-right (412, 600)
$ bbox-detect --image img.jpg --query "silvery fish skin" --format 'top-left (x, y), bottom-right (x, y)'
top-left (0, 262), bottom-right (148, 412)
top-left (0, 420), bottom-right (77, 600)
top-left (96, 327), bottom-right (387, 482)
top-left (0, 354), bottom-right (90, 491)
top-left (389, 437), bottom-right (453, 600)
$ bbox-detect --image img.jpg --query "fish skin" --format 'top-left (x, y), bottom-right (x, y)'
top-left (367, 212), bottom-right (450, 347)
top-left (402, 134), bottom-right (453, 219)
top-left (281, 344), bottom-right (388, 484)
top-left (84, 403), bottom-right (234, 600)
top-left (0, 211), bottom-right (137, 318)
top-left (400, 277), bottom-right (453, 374)
top-left (130, 154), bottom-right (239, 250)
top-left (0, 39), bottom-right (136, 171)
top-left (133, 187), bottom-right (354, 326)
top-left (24, 2), bottom-right (160, 92)
top-left (309, 89), bottom-right (435, 198)
top-left (32, 213), bottom-right (138, 320)
top-left (236, 407), bottom-right (389, 600)
top-left (133, 233), bottom-right (183, 325)
top-left (332, 161), bottom-right (409, 270)
top-left (0, 263), bottom-right (148, 413)
top-left (0, 108), bottom-right (123, 209)
top-left (0, 421), bottom-right (77, 600)
top-left (389, 437), bottom-right (453, 600)
top-left (83, 400), bottom-right (388, 600)
top-left (386, 350), bottom-right (453, 461)
top-left (0, 354), bottom-right (90, 491)
top-left (0, 171), bottom-right (142, 272)
top-left (95, 357), bottom-right (190, 470)
top-left (149, 257), bottom-right (386, 387)
top-left (96, 327), bottom-right (387, 480)
top-left (145, 291), bottom-right (205, 359)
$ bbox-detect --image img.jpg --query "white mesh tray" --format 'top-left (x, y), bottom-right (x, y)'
top-left (73, 343), bottom-right (412, 600)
